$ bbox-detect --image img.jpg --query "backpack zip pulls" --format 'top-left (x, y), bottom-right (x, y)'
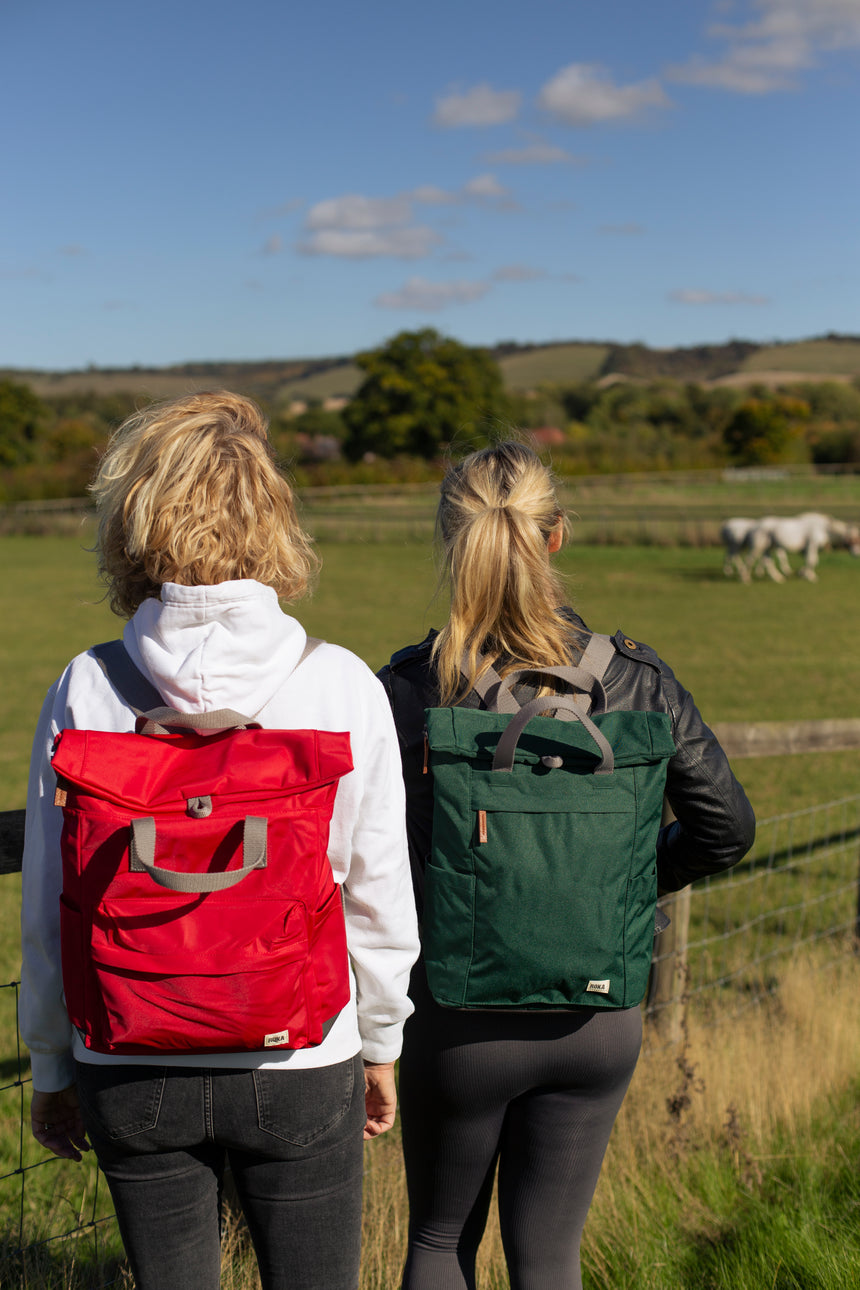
top-left (420, 634), bottom-right (676, 1012)
top-left (53, 638), bottom-right (354, 1056)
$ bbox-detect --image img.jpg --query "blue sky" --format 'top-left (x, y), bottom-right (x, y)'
top-left (2, 0), bottom-right (858, 369)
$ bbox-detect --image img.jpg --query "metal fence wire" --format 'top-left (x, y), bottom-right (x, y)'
top-left (1, 793), bottom-right (859, 1284)
top-left (647, 795), bottom-right (860, 1037)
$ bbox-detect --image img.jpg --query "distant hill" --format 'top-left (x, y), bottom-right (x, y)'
top-left (4, 335), bottom-right (859, 404)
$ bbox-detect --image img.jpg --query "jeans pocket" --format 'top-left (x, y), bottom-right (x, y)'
top-left (253, 1056), bottom-right (358, 1146)
top-left (76, 1063), bottom-right (166, 1141)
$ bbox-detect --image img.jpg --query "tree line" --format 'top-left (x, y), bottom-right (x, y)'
top-left (3, 329), bottom-right (860, 502)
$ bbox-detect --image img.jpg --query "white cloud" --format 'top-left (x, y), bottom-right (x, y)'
top-left (538, 63), bottom-right (671, 125)
top-left (669, 288), bottom-right (771, 305)
top-left (463, 173), bottom-right (510, 199)
top-left (261, 234), bottom-right (283, 255)
top-left (58, 244), bottom-right (86, 256)
top-left (668, 0), bottom-right (860, 93)
top-left (298, 227), bottom-right (441, 259)
top-left (299, 191), bottom-right (440, 258)
top-left (482, 139), bottom-right (584, 165)
top-left (305, 194), bottom-right (413, 231)
top-left (410, 184), bottom-right (459, 205)
top-left (434, 82), bottom-right (522, 127)
top-left (296, 172), bottom-right (518, 262)
top-left (375, 276), bottom-right (492, 310)
top-left (492, 265), bottom-right (547, 282)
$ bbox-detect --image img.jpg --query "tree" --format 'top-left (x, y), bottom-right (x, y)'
top-left (723, 395), bottom-right (810, 465)
top-left (342, 329), bottom-right (509, 460)
top-left (0, 380), bottom-right (49, 467)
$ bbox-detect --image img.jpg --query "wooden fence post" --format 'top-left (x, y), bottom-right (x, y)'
top-left (646, 799), bottom-right (691, 1042)
top-left (647, 886), bottom-right (691, 1044)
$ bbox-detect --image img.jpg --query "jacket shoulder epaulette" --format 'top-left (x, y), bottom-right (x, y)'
top-left (611, 629), bottom-right (662, 671)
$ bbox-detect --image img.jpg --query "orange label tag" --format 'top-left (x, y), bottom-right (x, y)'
top-left (478, 810), bottom-right (487, 844)
top-left (54, 786), bottom-right (67, 807)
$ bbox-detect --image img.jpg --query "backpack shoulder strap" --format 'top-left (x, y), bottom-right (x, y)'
top-left (577, 632), bottom-right (616, 684)
top-left (464, 659), bottom-right (520, 715)
top-left (91, 634), bottom-right (324, 720)
top-left (89, 640), bottom-right (163, 714)
top-left (298, 635), bottom-right (323, 667)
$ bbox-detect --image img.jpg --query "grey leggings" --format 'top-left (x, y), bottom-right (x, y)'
top-left (399, 969), bottom-right (642, 1290)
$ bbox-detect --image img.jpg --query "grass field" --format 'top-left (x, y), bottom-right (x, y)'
top-left (498, 342), bottom-right (609, 389)
top-left (2, 519), bottom-right (859, 814)
top-left (298, 470), bottom-right (860, 545)
top-left (741, 339), bottom-right (860, 377)
top-left (276, 362), bottom-right (362, 403)
top-left (2, 503), bottom-right (860, 1287)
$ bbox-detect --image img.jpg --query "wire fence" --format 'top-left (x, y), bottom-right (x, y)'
top-left (646, 794), bottom-right (860, 1042)
top-left (1, 792), bottom-right (859, 1285)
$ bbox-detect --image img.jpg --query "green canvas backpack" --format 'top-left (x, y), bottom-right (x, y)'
top-left (422, 635), bottom-right (676, 1011)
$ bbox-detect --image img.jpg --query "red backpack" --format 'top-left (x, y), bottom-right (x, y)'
top-left (52, 640), bottom-right (353, 1055)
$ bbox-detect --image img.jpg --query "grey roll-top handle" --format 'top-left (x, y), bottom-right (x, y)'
top-left (492, 696), bottom-right (614, 775)
top-left (466, 633), bottom-right (614, 717)
top-left (463, 633), bottom-right (617, 776)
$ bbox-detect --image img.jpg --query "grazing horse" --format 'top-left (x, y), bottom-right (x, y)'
top-left (721, 517), bottom-right (759, 581)
top-left (746, 512), bottom-right (860, 583)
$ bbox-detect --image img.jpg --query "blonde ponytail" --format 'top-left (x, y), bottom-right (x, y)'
top-left (431, 441), bottom-right (582, 704)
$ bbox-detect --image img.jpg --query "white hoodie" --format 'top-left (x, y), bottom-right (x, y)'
top-left (20, 580), bottom-right (420, 1092)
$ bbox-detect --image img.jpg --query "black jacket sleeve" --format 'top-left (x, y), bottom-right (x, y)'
top-left (653, 663), bottom-right (755, 892)
top-left (600, 634), bottom-right (755, 892)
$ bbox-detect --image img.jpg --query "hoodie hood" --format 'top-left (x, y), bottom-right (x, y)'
top-left (123, 580), bottom-right (306, 718)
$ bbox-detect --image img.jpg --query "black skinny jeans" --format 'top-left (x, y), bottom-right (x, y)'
top-left (399, 969), bottom-right (642, 1290)
top-left (76, 1055), bottom-right (365, 1290)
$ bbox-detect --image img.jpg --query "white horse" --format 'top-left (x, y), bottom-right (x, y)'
top-left (746, 512), bottom-right (860, 583)
top-left (721, 517), bottom-right (759, 581)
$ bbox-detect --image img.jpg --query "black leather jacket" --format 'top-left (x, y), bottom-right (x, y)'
top-left (377, 614), bottom-right (755, 909)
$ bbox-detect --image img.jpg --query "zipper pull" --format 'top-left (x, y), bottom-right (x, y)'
top-left (423, 728), bottom-right (429, 774)
top-left (477, 809), bottom-right (487, 844)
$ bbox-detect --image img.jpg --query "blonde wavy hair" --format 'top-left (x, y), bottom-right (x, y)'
top-left (431, 440), bottom-right (582, 704)
top-left (91, 390), bottom-right (320, 618)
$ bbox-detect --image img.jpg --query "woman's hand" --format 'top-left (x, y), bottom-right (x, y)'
top-left (31, 1085), bottom-right (91, 1162)
top-left (362, 1061), bottom-right (397, 1140)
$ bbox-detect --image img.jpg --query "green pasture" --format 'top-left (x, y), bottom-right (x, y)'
top-left (296, 470), bottom-right (860, 547)
top-left (3, 520), bottom-right (858, 1010)
top-left (2, 524), bottom-right (859, 818)
top-left (1, 508), bottom-right (860, 1287)
top-left (276, 362), bottom-right (361, 403)
top-left (498, 342), bottom-right (609, 389)
top-left (741, 339), bottom-right (860, 377)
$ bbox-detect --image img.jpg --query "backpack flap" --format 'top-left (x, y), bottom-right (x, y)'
top-left (423, 705), bottom-right (675, 1011)
top-left (53, 724), bottom-right (354, 1054)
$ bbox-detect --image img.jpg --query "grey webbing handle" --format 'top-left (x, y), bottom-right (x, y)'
top-left (494, 664), bottom-right (608, 716)
top-left (492, 696), bottom-right (614, 776)
top-left (130, 815), bottom-right (268, 891)
top-left (135, 708), bottom-right (258, 736)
